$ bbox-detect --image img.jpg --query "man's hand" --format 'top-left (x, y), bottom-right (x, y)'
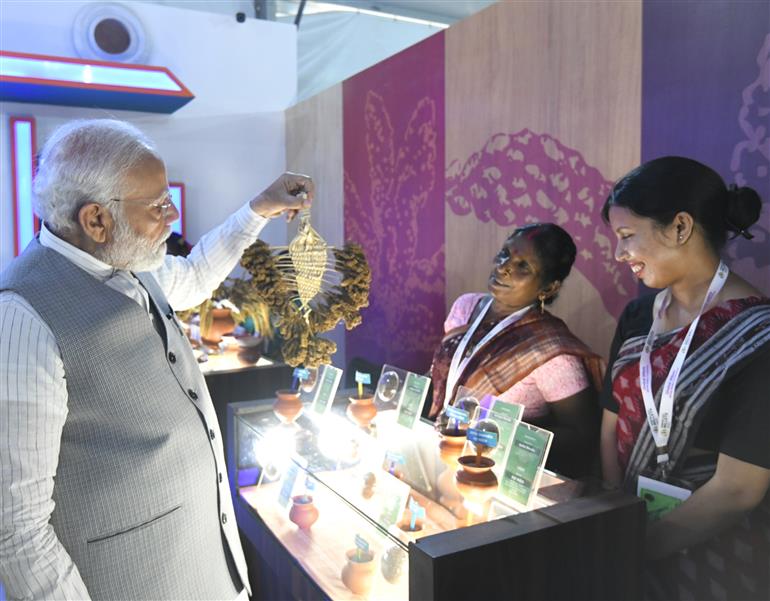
top-left (250, 172), bottom-right (314, 221)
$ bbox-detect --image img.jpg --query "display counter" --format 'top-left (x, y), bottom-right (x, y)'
top-left (227, 390), bottom-right (645, 600)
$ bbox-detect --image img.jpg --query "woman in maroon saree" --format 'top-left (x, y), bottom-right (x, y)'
top-left (601, 157), bottom-right (770, 600)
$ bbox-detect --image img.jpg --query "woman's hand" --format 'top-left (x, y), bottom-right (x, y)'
top-left (646, 453), bottom-right (770, 560)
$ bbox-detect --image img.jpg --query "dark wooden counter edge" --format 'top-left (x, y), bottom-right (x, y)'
top-left (409, 490), bottom-right (646, 601)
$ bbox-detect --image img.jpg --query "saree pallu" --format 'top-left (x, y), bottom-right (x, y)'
top-left (610, 298), bottom-right (770, 600)
top-left (430, 308), bottom-right (604, 417)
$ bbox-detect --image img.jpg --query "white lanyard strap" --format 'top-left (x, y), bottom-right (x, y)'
top-left (444, 297), bottom-right (532, 406)
top-left (639, 261), bottom-right (729, 466)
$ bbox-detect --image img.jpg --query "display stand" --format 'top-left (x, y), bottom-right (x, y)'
top-left (227, 392), bottom-right (645, 601)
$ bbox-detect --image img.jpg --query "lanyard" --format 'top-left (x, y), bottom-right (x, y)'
top-left (639, 261), bottom-right (729, 471)
top-left (444, 297), bottom-right (532, 406)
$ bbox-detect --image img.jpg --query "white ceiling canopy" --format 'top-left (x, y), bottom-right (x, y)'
top-left (310, 0), bottom-right (496, 24)
top-left (145, 0), bottom-right (497, 101)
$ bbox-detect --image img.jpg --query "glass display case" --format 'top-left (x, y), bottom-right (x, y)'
top-left (227, 388), bottom-right (645, 601)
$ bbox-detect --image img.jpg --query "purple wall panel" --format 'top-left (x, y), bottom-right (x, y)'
top-left (643, 1), bottom-right (770, 290)
top-left (343, 33), bottom-right (446, 373)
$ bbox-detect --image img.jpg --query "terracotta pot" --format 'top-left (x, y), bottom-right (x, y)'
top-left (438, 438), bottom-right (464, 467)
top-left (289, 494), bottom-right (319, 530)
top-left (202, 308), bottom-right (236, 345)
top-left (346, 395), bottom-right (377, 428)
top-left (439, 427), bottom-right (467, 445)
top-left (396, 516), bottom-right (424, 540)
top-left (235, 336), bottom-right (263, 365)
top-left (361, 472), bottom-right (377, 499)
top-left (341, 548), bottom-right (376, 596)
top-left (454, 455), bottom-right (498, 505)
top-left (273, 389), bottom-right (303, 424)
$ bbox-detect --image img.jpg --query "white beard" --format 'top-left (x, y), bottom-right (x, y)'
top-left (95, 216), bottom-right (170, 272)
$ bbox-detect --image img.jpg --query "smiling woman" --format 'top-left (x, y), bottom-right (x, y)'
top-left (429, 222), bottom-right (605, 478)
top-left (599, 156), bottom-right (770, 601)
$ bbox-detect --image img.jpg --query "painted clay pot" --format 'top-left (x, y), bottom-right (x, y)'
top-left (380, 545), bottom-right (407, 584)
top-left (347, 395), bottom-right (377, 428)
top-left (289, 494), bottom-right (319, 530)
top-left (273, 389), bottom-right (303, 423)
top-left (454, 455), bottom-right (498, 505)
top-left (202, 308), bottom-right (236, 345)
top-left (341, 548), bottom-right (376, 596)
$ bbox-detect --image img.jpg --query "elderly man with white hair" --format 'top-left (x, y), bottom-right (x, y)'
top-left (0, 119), bottom-right (313, 600)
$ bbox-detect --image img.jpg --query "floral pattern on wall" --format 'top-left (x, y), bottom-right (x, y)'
top-left (446, 129), bottom-right (635, 318)
top-left (729, 33), bottom-right (770, 283)
top-left (343, 33), bottom-right (445, 373)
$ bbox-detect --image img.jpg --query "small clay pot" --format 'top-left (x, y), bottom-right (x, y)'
top-left (397, 517), bottom-right (424, 538)
top-left (341, 548), bottom-right (376, 596)
top-left (273, 389), bottom-right (303, 423)
top-left (454, 455), bottom-right (498, 504)
top-left (289, 494), bottom-right (319, 530)
top-left (202, 308), bottom-right (236, 345)
top-left (438, 438), bottom-right (464, 467)
top-left (439, 427), bottom-right (467, 445)
top-left (380, 545), bottom-right (407, 584)
top-left (347, 395), bottom-right (377, 428)
top-left (361, 472), bottom-right (377, 499)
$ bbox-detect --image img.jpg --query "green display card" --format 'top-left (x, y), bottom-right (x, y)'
top-left (488, 400), bottom-right (524, 465)
top-left (498, 423), bottom-right (553, 508)
top-left (395, 372), bottom-right (430, 429)
top-left (376, 471), bottom-right (410, 529)
top-left (277, 457), bottom-right (308, 508)
top-left (311, 364), bottom-right (342, 415)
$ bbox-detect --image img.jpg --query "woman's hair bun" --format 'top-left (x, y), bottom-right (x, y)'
top-left (725, 184), bottom-right (762, 240)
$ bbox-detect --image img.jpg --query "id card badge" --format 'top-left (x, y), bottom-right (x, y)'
top-left (637, 473), bottom-right (692, 521)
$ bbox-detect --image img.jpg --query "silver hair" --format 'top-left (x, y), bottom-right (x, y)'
top-left (32, 119), bottom-right (161, 236)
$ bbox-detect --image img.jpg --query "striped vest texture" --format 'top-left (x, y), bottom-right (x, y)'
top-left (1, 240), bottom-right (247, 600)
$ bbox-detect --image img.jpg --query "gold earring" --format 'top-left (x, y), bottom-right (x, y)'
top-left (538, 293), bottom-right (546, 314)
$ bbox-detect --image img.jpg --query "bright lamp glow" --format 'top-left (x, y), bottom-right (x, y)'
top-left (1, 55), bottom-right (182, 91)
top-left (11, 117), bottom-right (36, 256)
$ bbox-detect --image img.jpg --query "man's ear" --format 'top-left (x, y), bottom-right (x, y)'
top-left (77, 203), bottom-right (112, 244)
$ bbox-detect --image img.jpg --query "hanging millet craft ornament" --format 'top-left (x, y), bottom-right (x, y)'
top-left (240, 205), bottom-right (371, 368)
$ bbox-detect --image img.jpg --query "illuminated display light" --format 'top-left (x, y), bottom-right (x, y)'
top-left (10, 117), bottom-right (38, 256)
top-left (0, 51), bottom-right (194, 114)
top-left (168, 182), bottom-right (185, 237)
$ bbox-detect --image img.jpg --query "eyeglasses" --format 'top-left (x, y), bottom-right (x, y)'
top-left (109, 189), bottom-right (175, 220)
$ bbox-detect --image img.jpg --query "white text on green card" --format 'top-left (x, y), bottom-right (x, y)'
top-left (277, 457), bottom-right (307, 508)
top-left (311, 364), bottom-right (342, 415)
top-left (396, 372), bottom-right (430, 429)
top-left (488, 400), bottom-right (523, 464)
top-left (498, 423), bottom-right (552, 508)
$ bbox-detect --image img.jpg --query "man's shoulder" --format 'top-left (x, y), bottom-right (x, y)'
top-left (0, 239), bottom-right (49, 290)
